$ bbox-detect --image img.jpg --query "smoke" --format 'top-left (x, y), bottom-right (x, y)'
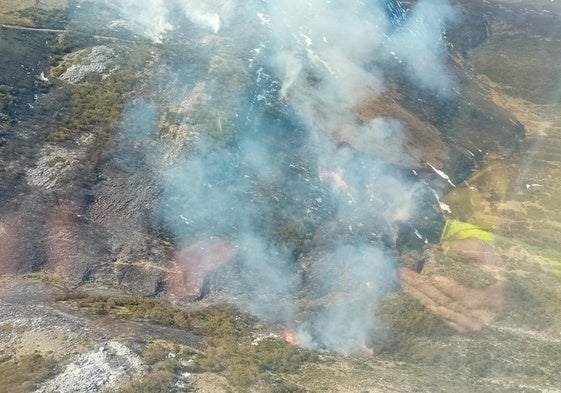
top-left (294, 245), bottom-right (397, 353)
top-left (108, 0), bottom-right (172, 42)
top-left (391, 0), bottom-right (458, 93)
top-left (103, 0), bottom-right (457, 354)
top-left (107, 0), bottom-right (246, 40)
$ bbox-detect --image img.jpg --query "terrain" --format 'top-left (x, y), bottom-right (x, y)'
top-left (0, 0), bottom-right (560, 392)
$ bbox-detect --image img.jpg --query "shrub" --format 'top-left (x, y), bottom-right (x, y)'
top-left (60, 295), bottom-right (316, 389)
top-left (0, 354), bottom-right (57, 393)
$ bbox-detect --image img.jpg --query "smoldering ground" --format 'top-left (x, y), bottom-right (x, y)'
top-left (102, 0), bottom-right (457, 353)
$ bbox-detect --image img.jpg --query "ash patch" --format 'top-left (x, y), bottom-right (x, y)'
top-left (34, 341), bottom-right (145, 393)
top-left (58, 45), bottom-right (120, 84)
top-left (26, 145), bottom-right (79, 190)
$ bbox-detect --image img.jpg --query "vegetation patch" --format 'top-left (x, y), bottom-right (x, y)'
top-left (468, 33), bottom-right (561, 105)
top-left (16, 7), bottom-right (69, 28)
top-left (0, 84), bottom-right (15, 122)
top-left (112, 358), bottom-right (179, 393)
top-left (51, 48), bottom-right (91, 79)
top-left (379, 293), bottom-right (453, 343)
top-left (46, 155), bottom-right (68, 168)
top-left (0, 322), bottom-right (30, 336)
top-left (429, 248), bottom-right (498, 289)
top-left (499, 272), bottom-right (560, 329)
top-left (46, 43), bottom-right (154, 185)
top-left (59, 294), bottom-right (316, 390)
top-left (0, 84), bottom-right (15, 109)
top-left (0, 354), bottom-right (58, 393)
top-left (48, 45), bottom-right (151, 142)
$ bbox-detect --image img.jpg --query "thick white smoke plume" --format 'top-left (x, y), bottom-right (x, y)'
top-left (107, 0), bottom-right (457, 353)
top-left (107, 0), bottom-right (244, 40)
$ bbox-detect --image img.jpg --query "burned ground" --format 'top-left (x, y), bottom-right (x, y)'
top-left (0, 1), bottom-right (560, 392)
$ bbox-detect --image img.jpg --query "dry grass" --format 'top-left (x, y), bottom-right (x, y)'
top-left (0, 1), bottom-right (67, 26)
top-left (0, 354), bottom-right (58, 393)
top-left (468, 34), bottom-right (561, 105)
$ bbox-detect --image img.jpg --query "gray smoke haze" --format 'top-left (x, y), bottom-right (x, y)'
top-left (295, 245), bottom-right (397, 353)
top-left (391, 0), bottom-right (458, 92)
top-left (106, 0), bottom-right (247, 40)
top-left (106, 0), bottom-right (457, 354)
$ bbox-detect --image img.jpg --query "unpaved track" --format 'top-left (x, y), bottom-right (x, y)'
top-left (0, 277), bottom-right (204, 351)
top-left (0, 23), bottom-right (135, 43)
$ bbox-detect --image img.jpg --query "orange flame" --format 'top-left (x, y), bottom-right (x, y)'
top-left (284, 330), bottom-right (297, 346)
